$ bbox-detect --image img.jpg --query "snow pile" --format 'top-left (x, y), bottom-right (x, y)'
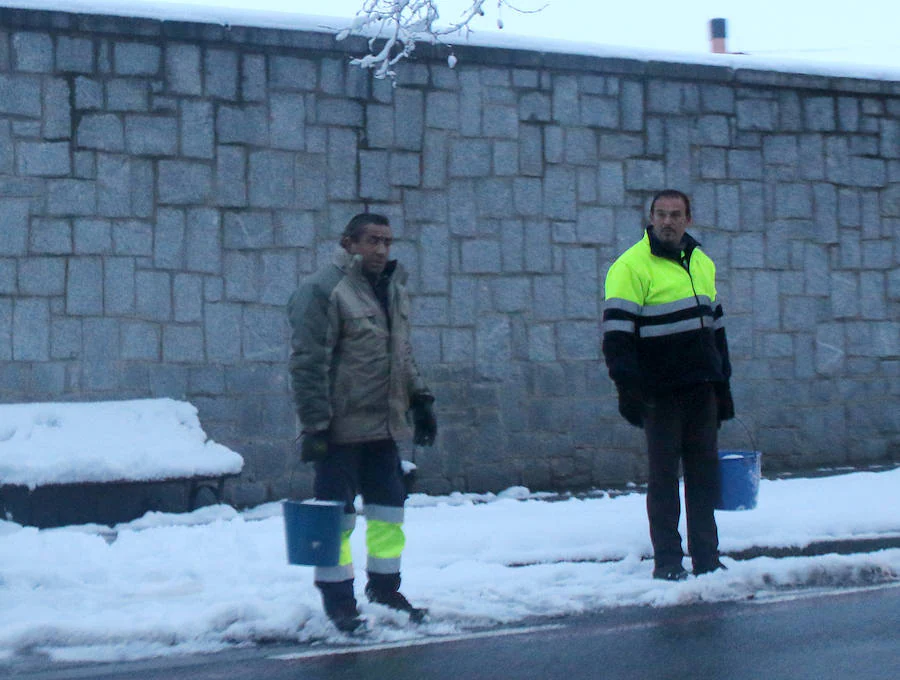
top-left (0, 398), bottom-right (244, 488)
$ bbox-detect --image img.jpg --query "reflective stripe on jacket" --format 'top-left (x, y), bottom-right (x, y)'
top-left (287, 247), bottom-right (429, 444)
top-left (602, 228), bottom-right (731, 394)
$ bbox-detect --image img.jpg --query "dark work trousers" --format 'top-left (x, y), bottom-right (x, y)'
top-left (313, 439), bottom-right (406, 513)
top-left (312, 439), bottom-right (407, 584)
top-left (643, 382), bottom-right (720, 570)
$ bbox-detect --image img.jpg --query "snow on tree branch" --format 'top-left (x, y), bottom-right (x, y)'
top-left (337, 1), bottom-right (547, 81)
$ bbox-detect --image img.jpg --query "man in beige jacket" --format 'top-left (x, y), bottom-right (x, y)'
top-left (287, 213), bottom-right (436, 632)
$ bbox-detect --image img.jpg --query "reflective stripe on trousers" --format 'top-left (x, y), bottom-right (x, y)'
top-left (313, 509), bottom-right (406, 582)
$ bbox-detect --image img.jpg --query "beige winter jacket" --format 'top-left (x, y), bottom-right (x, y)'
top-left (287, 247), bottom-right (430, 444)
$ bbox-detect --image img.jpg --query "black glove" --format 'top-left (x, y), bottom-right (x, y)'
top-left (410, 393), bottom-right (437, 446)
top-left (616, 383), bottom-right (644, 428)
top-left (714, 381), bottom-right (735, 427)
top-left (298, 429), bottom-right (330, 463)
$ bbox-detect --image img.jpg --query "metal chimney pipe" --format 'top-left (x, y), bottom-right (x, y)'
top-left (709, 18), bottom-right (727, 54)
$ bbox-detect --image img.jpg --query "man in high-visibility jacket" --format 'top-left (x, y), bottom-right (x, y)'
top-left (602, 189), bottom-right (735, 581)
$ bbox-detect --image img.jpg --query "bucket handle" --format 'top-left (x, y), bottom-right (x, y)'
top-left (731, 415), bottom-right (759, 454)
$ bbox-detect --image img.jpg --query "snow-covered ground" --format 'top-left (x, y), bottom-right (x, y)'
top-left (0, 399), bottom-right (898, 664)
top-left (1, 465), bottom-right (899, 663)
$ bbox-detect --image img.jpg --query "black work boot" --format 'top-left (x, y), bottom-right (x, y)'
top-left (316, 579), bottom-right (364, 633)
top-left (652, 563), bottom-right (689, 581)
top-left (365, 572), bottom-right (428, 623)
top-left (693, 558), bottom-right (727, 576)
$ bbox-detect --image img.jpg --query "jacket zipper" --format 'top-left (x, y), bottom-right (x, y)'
top-left (680, 250), bottom-right (705, 329)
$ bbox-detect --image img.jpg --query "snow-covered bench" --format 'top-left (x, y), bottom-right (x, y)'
top-left (0, 398), bottom-right (244, 528)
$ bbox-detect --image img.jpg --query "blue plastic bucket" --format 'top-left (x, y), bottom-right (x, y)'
top-left (283, 500), bottom-right (344, 566)
top-left (716, 450), bottom-right (761, 511)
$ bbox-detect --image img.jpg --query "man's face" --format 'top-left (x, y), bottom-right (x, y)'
top-left (348, 223), bottom-right (392, 276)
top-left (650, 196), bottom-right (691, 249)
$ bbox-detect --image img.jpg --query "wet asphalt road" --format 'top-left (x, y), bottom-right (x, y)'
top-left (6, 583), bottom-right (900, 680)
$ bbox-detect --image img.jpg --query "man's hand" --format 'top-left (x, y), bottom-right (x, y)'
top-left (715, 381), bottom-right (735, 427)
top-left (616, 382), bottom-right (644, 428)
top-left (410, 393), bottom-right (437, 446)
top-left (298, 430), bottom-right (330, 463)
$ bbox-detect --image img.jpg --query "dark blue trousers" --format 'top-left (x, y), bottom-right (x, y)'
top-left (313, 439), bottom-right (406, 513)
top-left (643, 382), bottom-right (720, 570)
top-left (312, 439), bottom-right (407, 584)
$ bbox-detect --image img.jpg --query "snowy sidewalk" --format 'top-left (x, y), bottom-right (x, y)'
top-left (1, 467), bottom-right (899, 664)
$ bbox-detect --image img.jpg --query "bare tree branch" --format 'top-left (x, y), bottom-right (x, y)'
top-left (337, 1), bottom-right (547, 81)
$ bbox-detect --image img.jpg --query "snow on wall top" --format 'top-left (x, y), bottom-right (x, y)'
top-left (0, 398), bottom-right (244, 488)
top-left (1, 0), bottom-right (899, 82)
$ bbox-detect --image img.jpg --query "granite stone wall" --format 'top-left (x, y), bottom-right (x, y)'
top-left (1, 7), bottom-right (898, 505)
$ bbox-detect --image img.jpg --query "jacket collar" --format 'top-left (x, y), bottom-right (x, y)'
top-left (645, 226), bottom-right (700, 261)
top-left (331, 246), bottom-right (403, 283)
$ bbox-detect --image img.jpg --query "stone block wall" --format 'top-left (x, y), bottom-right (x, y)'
top-left (0, 7), bottom-right (898, 505)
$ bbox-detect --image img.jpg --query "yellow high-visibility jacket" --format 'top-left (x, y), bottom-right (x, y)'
top-left (602, 228), bottom-right (731, 395)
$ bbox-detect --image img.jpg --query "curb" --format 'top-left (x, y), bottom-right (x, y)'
top-left (507, 535), bottom-right (900, 569)
top-left (726, 535), bottom-right (900, 561)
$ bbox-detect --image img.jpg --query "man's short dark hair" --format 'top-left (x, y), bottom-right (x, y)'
top-left (341, 213), bottom-right (390, 243)
top-left (650, 190), bottom-right (692, 219)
